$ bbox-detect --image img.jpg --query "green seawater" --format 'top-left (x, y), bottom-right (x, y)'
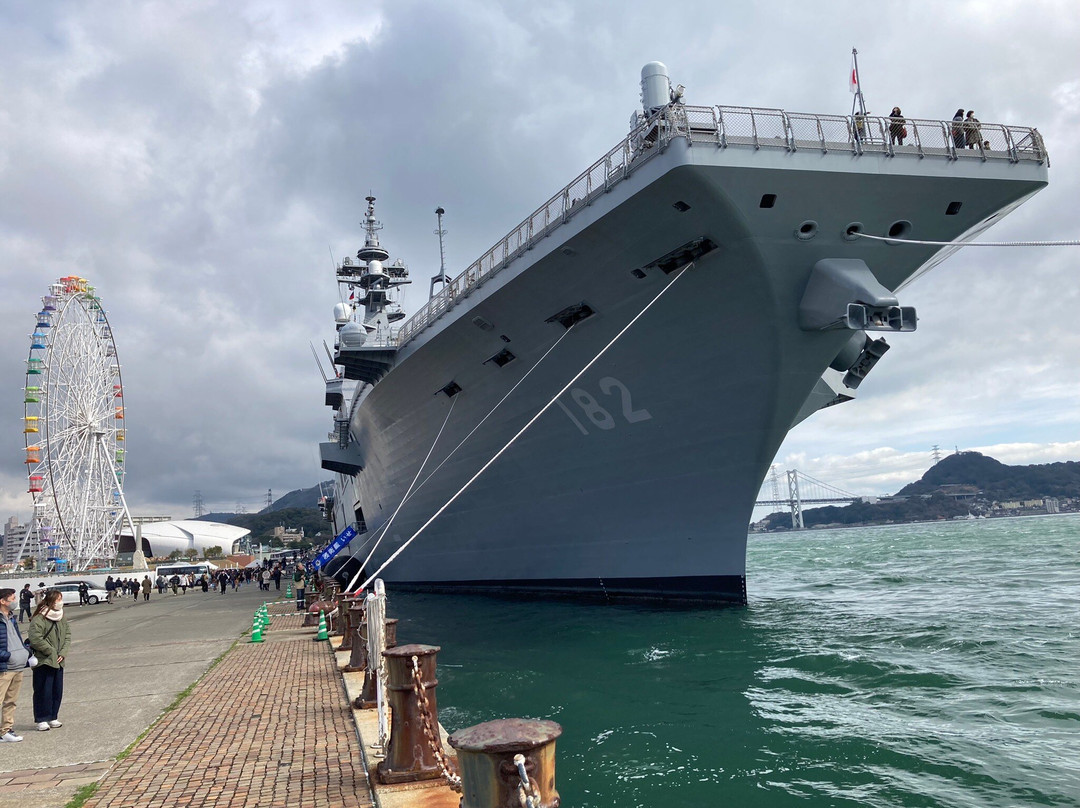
top-left (388, 514), bottom-right (1080, 807)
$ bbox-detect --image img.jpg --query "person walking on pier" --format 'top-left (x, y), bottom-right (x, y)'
top-left (218, 570), bottom-right (229, 594)
top-left (0, 588), bottom-right (33, 743)
top-left (27, 589), bottom-right (70, 733)
top-left (141, 576), bottom-right (152, 602)
top-left (293, 568), bottom-right (306, 612)
top-left (18, 585), bottom-right (33, 623)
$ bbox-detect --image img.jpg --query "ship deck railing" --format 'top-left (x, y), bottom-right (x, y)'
top-left (390, 104), bottom-right (1047, 349)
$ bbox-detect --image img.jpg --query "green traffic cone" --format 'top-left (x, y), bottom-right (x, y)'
top-left (316, 610), bottom-right (328, 641)
top-left (250, 620), bottom-right (263, 643)
top-left (286, 584), bottom-right (293, 599)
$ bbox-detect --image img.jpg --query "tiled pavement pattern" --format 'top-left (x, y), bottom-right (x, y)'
top-left (0, 762), bottom-right (113, 795)
top-left (82, 627), bottom-right (374, 808)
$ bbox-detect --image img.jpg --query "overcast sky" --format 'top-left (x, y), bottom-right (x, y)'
top-left (1, 0), bottom-right (1078, 523)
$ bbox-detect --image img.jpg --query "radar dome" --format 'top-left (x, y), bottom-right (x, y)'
top-left (338, 321), bottom-right (367, 348)
top-left (333, 302), bottom-right (352, 324)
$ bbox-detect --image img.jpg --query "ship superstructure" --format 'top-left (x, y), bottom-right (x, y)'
top-left (317, 63), bottom-right (1048, 603)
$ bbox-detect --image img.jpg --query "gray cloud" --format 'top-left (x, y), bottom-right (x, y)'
top-left (2, 0), bottom-right (1078, 522)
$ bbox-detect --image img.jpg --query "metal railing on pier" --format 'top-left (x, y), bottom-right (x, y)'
top-left (387, 104), bottom-right (1047, 350)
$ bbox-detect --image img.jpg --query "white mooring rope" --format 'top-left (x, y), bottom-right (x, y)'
top-left (853, 232), bottom-right (1080, 247)
top-left (358, 261), bottom-right (694, 590)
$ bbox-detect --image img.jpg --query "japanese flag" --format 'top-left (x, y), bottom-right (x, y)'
top-left (849, 58), bottom-right (859, 94)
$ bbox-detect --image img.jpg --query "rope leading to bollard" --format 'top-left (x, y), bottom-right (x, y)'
top-left (411, 656), bottom-right (462, 792)
top-left (514, 754), bottom-right (541, 808)
top-left (852, 232), bottom-right (1080, 247)
top-left (358, 261), bottom-right (695, 590)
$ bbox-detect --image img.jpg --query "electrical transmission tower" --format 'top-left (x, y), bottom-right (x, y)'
top-left (932, 444), bottom-right (941, 463)
top-left (193, 490), bottom-right (204, 518)
top-left (265, 489), bottom-right (273, 510)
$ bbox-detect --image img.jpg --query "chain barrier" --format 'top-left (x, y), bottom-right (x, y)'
top-left (410, 655), bottom-right (462, 792)
top-left (513, 753), bottom-right (540, 808)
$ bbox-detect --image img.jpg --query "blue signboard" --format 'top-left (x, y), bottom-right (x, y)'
top-left (312, 524), bottom-right (358, 570)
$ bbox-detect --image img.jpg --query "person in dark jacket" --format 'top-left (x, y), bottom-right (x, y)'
top-left (1, 588), bottom-right (34, 742)
top-left (889, 106), bottom-right (906, 145)
top-left (18, 585), bottom-right (33, 623)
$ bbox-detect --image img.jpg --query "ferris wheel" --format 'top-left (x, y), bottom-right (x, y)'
top-left (21, 276), bottom-right (136, 570)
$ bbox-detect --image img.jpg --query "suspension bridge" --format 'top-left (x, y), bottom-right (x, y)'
top-left (756, 468), bottom-right (864, 529)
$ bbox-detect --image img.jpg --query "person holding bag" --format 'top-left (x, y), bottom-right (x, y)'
top-left (27, 589), bottom-right (70, 732)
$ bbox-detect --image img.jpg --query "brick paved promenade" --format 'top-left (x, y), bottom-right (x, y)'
top-left (81, 609), bottom-right (374, 808)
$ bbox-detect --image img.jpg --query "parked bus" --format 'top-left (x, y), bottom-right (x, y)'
top-left (154, 562), bottom-right (218, 579)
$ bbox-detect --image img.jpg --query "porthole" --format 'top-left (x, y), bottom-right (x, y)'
top-left (887, 220), bottom-right (912, 240)
top-left (795, 220), bottom-right (818, 240)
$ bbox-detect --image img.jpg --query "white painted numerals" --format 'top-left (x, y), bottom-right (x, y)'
top-left (557, 376), bottom-right (652, 435)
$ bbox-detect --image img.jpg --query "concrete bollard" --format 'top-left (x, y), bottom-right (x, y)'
top-left (358, 618), bottom-right (398, 708)
top-left (449, 719), bottom-right (563, 808)
top-left (376, 644), bottom-right (446, 784)
top-left (339, 596), bottom-right (364, 652)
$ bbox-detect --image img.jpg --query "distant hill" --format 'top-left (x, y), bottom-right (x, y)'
top-left (192, 482), bottom-right (333, 544)
top-left (262, 482), bottom-right (332, 513)
top-left (759, 451), bottom-right (1080, 530)
top-left (896, 452), bottom-right (1080, 500)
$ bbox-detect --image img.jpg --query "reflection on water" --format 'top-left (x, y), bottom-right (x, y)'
top-left (388, 515), bottom-right (1080, 807)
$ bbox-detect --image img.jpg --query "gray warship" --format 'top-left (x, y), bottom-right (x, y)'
top-left (317, 63), bottom-right (1048, 603)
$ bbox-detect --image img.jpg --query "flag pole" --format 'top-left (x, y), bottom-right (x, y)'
top-left (851, 47), bottom-right (867, 118)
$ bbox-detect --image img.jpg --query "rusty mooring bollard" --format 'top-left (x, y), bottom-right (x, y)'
top-left (449, 719), bottom-right (562, 808)
top-left (322, 579), bottom-right (340, 605)
top-left (358, 619), bottom-right (398, 708)
top-left (345, 615), bottom-right (368, 674)
top-left (376, 643), bottom-right (445, 784)
top-left (339, 596), bottom-right (364, 652)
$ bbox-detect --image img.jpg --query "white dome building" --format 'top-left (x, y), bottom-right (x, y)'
top-left (119, 520), bottom-right (250, 558)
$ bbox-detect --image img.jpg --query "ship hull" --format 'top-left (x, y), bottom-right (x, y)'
top-left (327, 134), bottom-right (1046, 603)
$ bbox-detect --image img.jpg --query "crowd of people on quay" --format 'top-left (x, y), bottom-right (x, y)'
top-left (1, 553), bottom-right (312, 743)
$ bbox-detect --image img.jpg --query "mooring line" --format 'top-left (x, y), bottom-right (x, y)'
top-left (853, 232), bottom-right (1080, 247)
top-left (358, 262), bottom-right (694, 590)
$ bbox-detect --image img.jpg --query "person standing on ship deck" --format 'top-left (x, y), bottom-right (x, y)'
top-left (952, 108), bottom-right (967, 148)
top-left (889, 107), bottom-right (906, 145)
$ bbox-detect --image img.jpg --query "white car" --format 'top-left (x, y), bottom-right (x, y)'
top-left (51, 581), bottom-right (110, 606)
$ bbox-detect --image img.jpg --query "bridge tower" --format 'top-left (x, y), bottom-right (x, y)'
top-left (786, 470), bottom-right (804, 529)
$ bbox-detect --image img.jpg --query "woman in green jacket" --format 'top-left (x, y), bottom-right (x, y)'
top-left (27, 589), bottom-right (70, 731)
